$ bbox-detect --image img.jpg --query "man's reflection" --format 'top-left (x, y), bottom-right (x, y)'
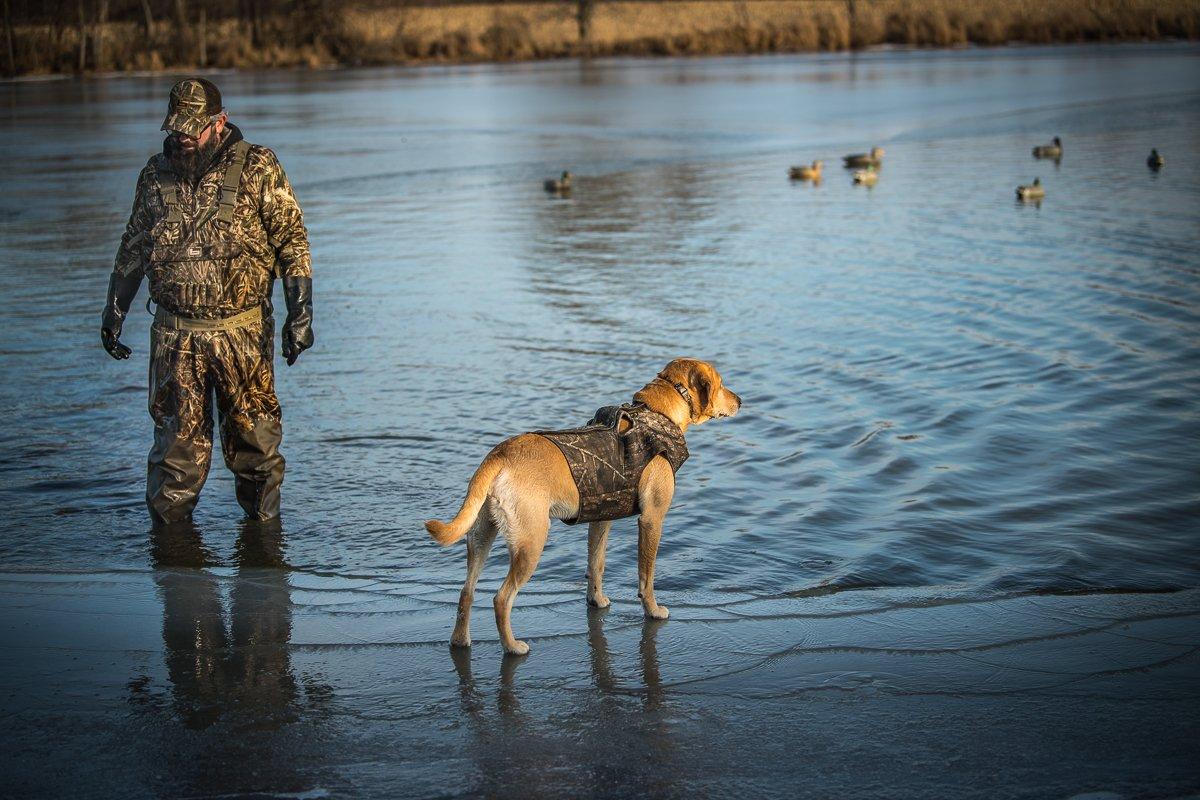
top-left (228, 521), bottom-right (299, 720)
top-left (150, 518), bottom-right (297, 729)
top-left (137, 519), bottom-right (334, 798)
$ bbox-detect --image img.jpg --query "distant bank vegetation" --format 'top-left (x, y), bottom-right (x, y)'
top-left (3, 0), bottom-right (1198, 76)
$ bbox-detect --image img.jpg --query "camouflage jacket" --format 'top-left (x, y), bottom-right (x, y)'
top-left (112, 124), bottom-right (311, 320)
top-left (536, 404), bottom-right (689, 525)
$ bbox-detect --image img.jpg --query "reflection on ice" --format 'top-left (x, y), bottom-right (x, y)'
top-left (143, 519), bottom-right (321, 731)
top-left (0, 566), bottom-right (1197, 797)
top-left (120, 517), bottom-right (336, 793)
top-left (448, 604), bottom-right (677, 798)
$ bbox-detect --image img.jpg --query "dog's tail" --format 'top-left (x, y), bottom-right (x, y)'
top-left (425, 456), bottom-right (502, 546)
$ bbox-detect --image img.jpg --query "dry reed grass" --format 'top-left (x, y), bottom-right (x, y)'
top-left (7, 0), bottom-right (1199, 75)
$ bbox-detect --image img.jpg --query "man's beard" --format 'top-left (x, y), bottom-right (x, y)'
top-left (167, 132), bottom-right (223, 182)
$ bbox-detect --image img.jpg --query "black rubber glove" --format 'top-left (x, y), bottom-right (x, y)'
top-left (281, 275), bottom-right (313, 366)
top-left (101, 271), bottom-right (142, 360)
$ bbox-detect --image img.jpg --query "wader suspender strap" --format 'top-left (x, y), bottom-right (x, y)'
top-left (158, 140), bottom-right (251, 231)
top-left (158, 167), bottom-right (182, 224)
top-left (215, 140), bottom-right (251, 225)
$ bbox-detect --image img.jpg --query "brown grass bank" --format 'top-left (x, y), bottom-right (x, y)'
top-left (4, 0), bottom-right (1199, 77)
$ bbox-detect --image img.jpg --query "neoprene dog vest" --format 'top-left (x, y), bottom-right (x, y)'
top-left (536, 404), bottom-right (689, 525)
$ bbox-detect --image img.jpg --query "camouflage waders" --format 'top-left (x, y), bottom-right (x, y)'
top-left (147, 309), bottom-right (284, 522)
top-left (105, 84), bottom-right (312, 524)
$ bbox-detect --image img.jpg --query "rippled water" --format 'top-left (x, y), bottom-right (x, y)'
top-left (3, 45), bottom-right (1198, 597)
top-left (3, 45), bottom-right (1200, 800)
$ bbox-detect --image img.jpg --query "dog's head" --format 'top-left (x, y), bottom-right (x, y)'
top-left (636, 358), bottom-right (741, 428)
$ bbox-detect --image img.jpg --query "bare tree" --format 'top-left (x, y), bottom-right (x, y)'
top-left (2, 0), bottom-right (15, 76)
top-left (577, 0), bottom-right (595, 45)
top-left (94, 0), bottom-right (109, 71)
top-left (240, 0), bottom-right (263, 48)
top-left (173, 0), bottom-right (187, 64)
top-left (140, 0), bottom-right (155, 36)
top-left (77, 0), bottom-right (87, 71)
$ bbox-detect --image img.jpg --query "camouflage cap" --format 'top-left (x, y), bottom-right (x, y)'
top-left (161, 78), bottom-right (223, 138)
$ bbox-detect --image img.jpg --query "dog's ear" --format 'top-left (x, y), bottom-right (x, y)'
top-left (688, 363), bottom-right (715, 417)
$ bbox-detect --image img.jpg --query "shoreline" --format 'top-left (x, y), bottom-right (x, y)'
top-left (2, 38), bottom-right (1196, 85)
top-left (4, 0), bottom-right (1197, 79)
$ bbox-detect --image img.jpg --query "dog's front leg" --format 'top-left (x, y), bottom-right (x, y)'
top-left (636, 459), bottom-right (675, 620)
top-left (587, 520), bottom-right (613, 608)
top-left (637, 513), bottom-right (669, 619)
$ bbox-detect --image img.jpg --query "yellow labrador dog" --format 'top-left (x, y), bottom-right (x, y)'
top-left (426, 358), bottom-right (741, 655)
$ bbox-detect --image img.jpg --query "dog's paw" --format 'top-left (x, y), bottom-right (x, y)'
top-left (587, 593), bottom-right (611, 609)
top-left (450, 634), bottom-right (472, 648)
top-left (645, 605), bottom-right (669, 620)
top-left (504, 640), bottom-right (530, 656)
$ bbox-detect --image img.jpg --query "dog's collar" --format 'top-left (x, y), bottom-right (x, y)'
top-left (671, 381), bottom-right (693, 406)
top-left (654, 375), bottom-right (693, 409)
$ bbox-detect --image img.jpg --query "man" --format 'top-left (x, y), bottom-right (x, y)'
top-left (101, 77), bottom-right (313, 524)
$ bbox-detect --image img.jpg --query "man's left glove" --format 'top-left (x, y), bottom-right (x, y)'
top-left (281, 276), bottom-right (314, 366)
top-left (101, 271), bottom-right (142, 360)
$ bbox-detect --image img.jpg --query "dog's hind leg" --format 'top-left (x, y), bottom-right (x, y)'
top-left (451, 517), bottom-right (497, 648)
top-left (493, 507), bottom-right (549, 656)
top-left (587, 520), bottom-right (613, 608)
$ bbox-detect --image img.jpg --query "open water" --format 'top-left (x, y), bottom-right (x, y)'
top-left (1, 44), bottom-right (1199, 799)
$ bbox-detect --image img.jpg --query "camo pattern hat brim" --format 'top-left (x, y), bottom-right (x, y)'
top-left (161, 79), bottom-right (218, 138)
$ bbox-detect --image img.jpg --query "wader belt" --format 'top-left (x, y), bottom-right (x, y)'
top-left (154, 304), bottom-right (262, 332)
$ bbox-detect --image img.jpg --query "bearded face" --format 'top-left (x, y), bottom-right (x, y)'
top-left (166, 126), bottom-right (224, 182)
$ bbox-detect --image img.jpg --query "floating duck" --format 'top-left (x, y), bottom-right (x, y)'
top-left (544, 171), bottom-right (572, 193)
top-left (1016, 177), bottom-right (1045, 200)
top-left (852, 167), bottom-right (878, 186)
top-left (843, 147), bottom-right (884, 169)
top-left (789, 160), bottom-right (823, 181)
top-left (1032, 137), bottom-right (1062, 159)
top-left (1147, 149), bottom-right (1164, 170)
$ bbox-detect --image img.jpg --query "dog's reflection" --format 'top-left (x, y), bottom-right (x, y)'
top-left (450, 609), bottom-right (671, 797)
top-left (451, 646), bottom-right (529, 720)
top-left (149, 518), bottom-right (300, 729)
top-left (451, 608), bottom-right (666, 718)
top-left (450, 647), bottom-right (537, 798)
top-left (587, 606), bottom-right (667, 710)
top-left (589, 608), bottom-right (675, 798)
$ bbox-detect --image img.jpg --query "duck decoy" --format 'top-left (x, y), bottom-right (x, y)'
top-left (1147, 149), bottom-right (1164, 170)
top-left (1016, 177), bottom-right (1045, 200)
top-left (843, 147), bottom-right (884, 169)
top-left (852, 166), bottom-right (878, 186)
top-left (789, 160), bottom-right (823, 181)
top-left (544, 171), bottom-right (572, 193)
top-left (1032, 137), bottom-right (1062, 159)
